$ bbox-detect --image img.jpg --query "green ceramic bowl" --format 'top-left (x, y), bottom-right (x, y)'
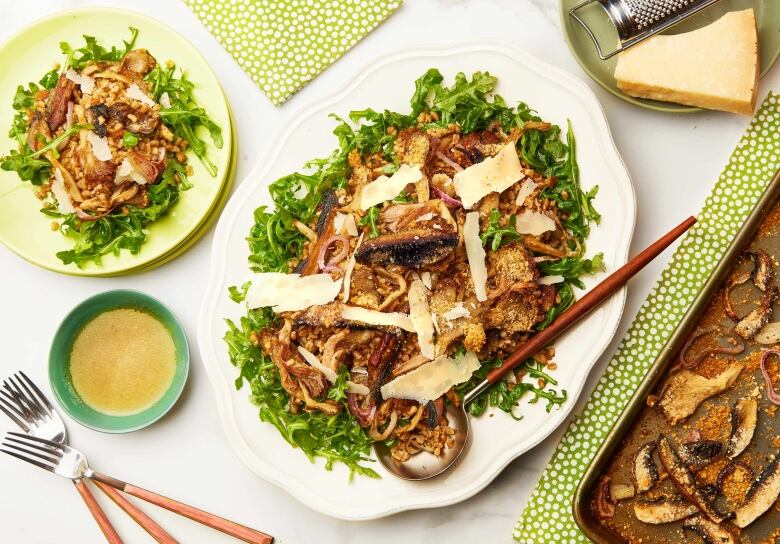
top-left (49, 290), bottom-right (189, 433)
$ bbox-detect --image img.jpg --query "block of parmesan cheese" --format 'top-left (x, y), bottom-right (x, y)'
top-left (614, 9), bottom-right (759, 115)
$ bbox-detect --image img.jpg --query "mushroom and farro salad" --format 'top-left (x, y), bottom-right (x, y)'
top-left (1, 27), bottom-right (222, 266)
top-left (225, 69), bottom-right (603, 478)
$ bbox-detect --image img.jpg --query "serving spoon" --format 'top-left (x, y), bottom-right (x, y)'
top-left (375, 216), bottom-right (697, 480)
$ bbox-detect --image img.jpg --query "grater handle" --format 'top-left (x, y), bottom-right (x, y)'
top-left (570, 0), bottom-right (725, 61)
top-left (569, 0), bottom-right (621, 60)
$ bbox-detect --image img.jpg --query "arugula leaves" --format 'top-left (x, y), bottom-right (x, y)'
top-left (55, 158), bottom-right (185, 266)
top-left (455, 356), bottom-right (567, 419)
top-left (480, 208), bottom-right (521, 251)
top-left (536, 122), bottom-right (600, 241)
top-left (61, 27), bottom-right (139, 71)
top-left (228, 281), bottom-right (251, 303)
top-left (145, 63), bottom-right (223, 176)
top-left (358, 206), bottom-right (380, 238)
top-left (224, 308), bottom-right (379, 479)
top-left (535, 253), bottom-right (604, 330)
top-left (1, 124), bottom-right (90, 185)
top-left (248, 147), bottom-right (350, 273)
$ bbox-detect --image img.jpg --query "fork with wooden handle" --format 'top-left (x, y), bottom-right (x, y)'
top-left (0, 372), bottom-right (179, 543)
top-left (0, 373), bottom-right (123, 543)
top-left (1, 432), bottom-right (273, 544)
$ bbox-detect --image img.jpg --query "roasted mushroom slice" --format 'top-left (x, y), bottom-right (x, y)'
top-left (80, 149), bottom-right (117, 189)
top-left (27, 111), bottom-right (52, 151)
top-left (734, 456), bottom-right (780, 528)
top-left (294, 302), bottom-right (409, 336)
top-left (657, 365), bottom-right (743, 425)
top-left (610, 482), bottom-right (635, 501)
top-left (591, 475), bottom-right (615, 520)
top-left (725, 249), bottom-right (775, 321)
top-left (295, 302), bottom-right (352, 329)
top-left (379, 200), bottom-right (455, 232)
top-left (482, 285), bottom-right (555, 335)
top-left (295, 190), bottom-right (340, 275)
top-left (726, 398), bottom-right (758, 459)
top-left (657, 436), bottom-right (732, 524)
top-left (85, 103), bottom-right (109, 137)
top-left (734, 287), bottom-right (778, 340)
top-left (633, 441), bottom-right (660, 493)
top-left (450, 130), bottom-right (501, 167)
top-left (679, 440), bottom-right (722, 470)
top-left (354, 228), bottom-right (458, 267)
top-left (106, 101), bottom-right (160, 135)
top-left (750, 250), bottom-right (775, 291)
top-left (45, 74), bottom-right (75, 132)
top-left (633, 495), bottom-right (698, 524)
top-left (682, 515), bottom-right (738, 544)
top-left (117, 49), bottom-right (156, 77)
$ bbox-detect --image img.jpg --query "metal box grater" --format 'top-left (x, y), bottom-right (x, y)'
top-left (570, 0), bottom-right (724, 59)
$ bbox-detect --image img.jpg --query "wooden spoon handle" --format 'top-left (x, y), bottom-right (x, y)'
top-left (73, 479), bottom-right (123, 544)
top-left (485, 216), bottom-right (697, 384)
top-left (93, 480), bottom-right (178, 544)
top-left (91, 473), bottom-right (273, 544)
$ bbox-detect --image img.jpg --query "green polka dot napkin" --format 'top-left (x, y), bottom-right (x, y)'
top-left (514, 92), bottom-right (780, 543)
top-left (184, 0), bottom-right (403, 105)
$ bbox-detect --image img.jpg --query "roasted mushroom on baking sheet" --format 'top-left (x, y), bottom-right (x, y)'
top-left (590, 214), bottom-right (780, 542)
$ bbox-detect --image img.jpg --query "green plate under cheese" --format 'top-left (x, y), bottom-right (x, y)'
top-left (560, 0), bottom-right (780, 113)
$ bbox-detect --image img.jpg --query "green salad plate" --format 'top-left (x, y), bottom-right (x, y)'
top-left (560, 0), bottom-right (780, 112)
top-left (100, 107), bottom-right (237, 277)
top-left (0, 7), bottom-right (233, 275)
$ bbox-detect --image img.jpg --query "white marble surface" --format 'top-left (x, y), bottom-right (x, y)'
top-left (0, 0), bottom-right (775, 543)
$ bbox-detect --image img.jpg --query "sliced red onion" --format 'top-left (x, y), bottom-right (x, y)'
top-left (760, 350), bottom-right (780, 405)
top-left (348, 393), bottom-right (375, 425)
top-left (678, 325), bottom-right (745, 369)
top-left (435, 150), bottom-right (463, 172)
top-left (74, 207), bottom-right (110, 221)
top-left (431, 186), bottom-right (462, 208)
top-left (317, 235), bottom-right (349, 273)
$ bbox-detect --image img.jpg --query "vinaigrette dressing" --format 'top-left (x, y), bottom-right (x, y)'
top-left (69, 308), bottom-right (176, 416)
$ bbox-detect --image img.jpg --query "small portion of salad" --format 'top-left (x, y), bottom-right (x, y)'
top-left (225, 68), bottom-right (602, 478)
top-left (1, 27), bottom-right (222, 266)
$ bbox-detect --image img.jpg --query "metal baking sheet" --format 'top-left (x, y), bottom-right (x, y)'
top-left (573, 168), bottom-right (780, 543)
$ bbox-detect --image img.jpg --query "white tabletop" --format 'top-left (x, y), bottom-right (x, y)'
top-left (0, 0), bottom-right (776, 542)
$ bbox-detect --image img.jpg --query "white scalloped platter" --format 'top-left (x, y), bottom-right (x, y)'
top-left (198, 42), bottom-right (636, 520)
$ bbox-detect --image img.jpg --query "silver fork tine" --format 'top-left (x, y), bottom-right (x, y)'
top-left (0, 399), bottom-right (29, 432)
top-left (18, 371), bottom-right (55, 414)
top-left (0, 447), bottom-right (58, 473)
top-left (0, 387), bottom-right (29, 418)
top-left (8, 376), bottom-right (46, 420)
top-left (4, 436), bottom-right (63, 459)
top-left (2, 379), bottom-right (40, 421)
top-left (13, 374), bottom-right (51, 418)
top-left (0, 393), bottom-right (29, 422)
top-left (2, 440), bottom-right (60, 465)
top-left (7, 431), bottom-right (64, 450)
